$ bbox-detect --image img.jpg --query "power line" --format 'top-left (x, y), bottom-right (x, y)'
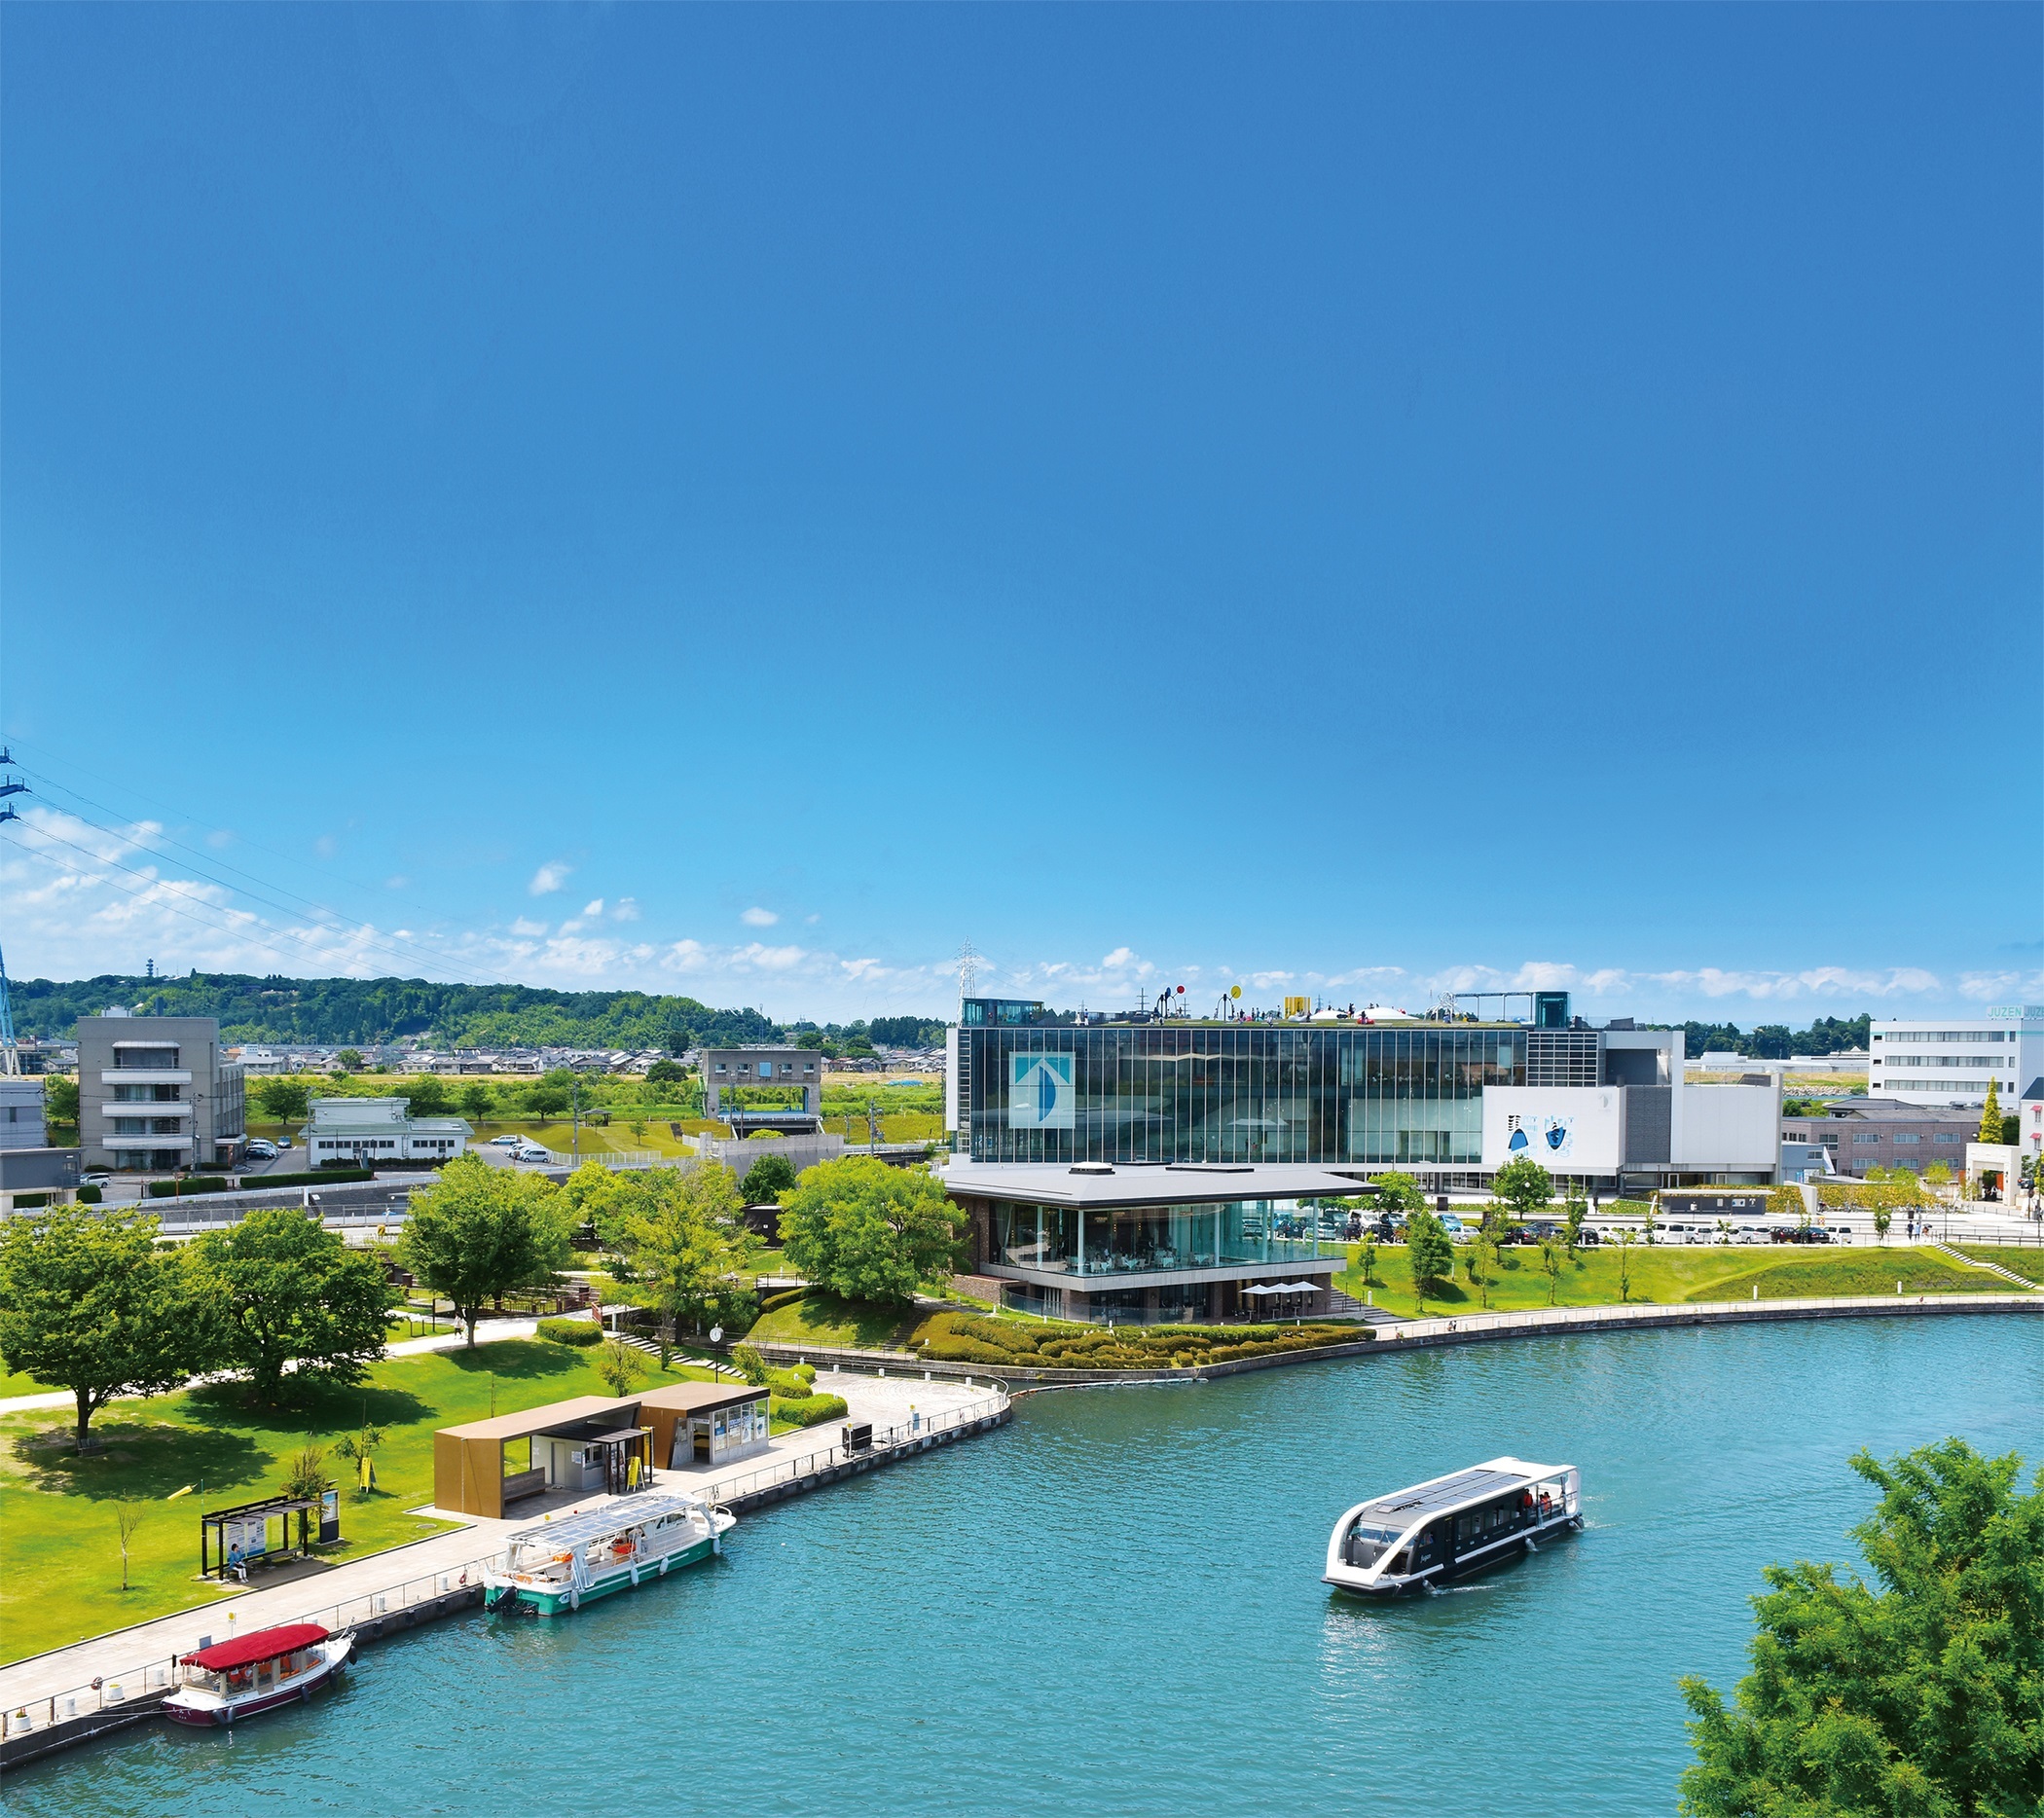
top-left (9, 758), bottom-right (527, 987)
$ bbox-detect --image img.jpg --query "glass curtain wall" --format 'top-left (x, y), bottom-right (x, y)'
top-left (986, 1199), bottom-right (1331, 1275)
top-left (966, 1027), bottom-right (1526, 1165)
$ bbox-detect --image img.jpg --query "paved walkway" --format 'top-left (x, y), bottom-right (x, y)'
top-left (0, 1372), bottom-right (991, 1716)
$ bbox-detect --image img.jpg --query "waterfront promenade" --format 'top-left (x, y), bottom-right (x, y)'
top-left (0, 1368), bottom-right (990, 1724)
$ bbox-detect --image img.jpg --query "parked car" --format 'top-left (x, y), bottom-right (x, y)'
top-left (243, 1140), bottom-right (278, 1160)
top-left (1438, 1215), bottom-right (1466, 1234)
top-left (276, 1137), bottom-right (294, 1150)
top-left (491, 1134), bottom-right (523, 1148)
top-left (515, 1144), bottom-right (552, 1163)
top-left (1576, 1227), bottom-right (1601, 1247)
top-left (81, 1171), bottom-right (113, 1187)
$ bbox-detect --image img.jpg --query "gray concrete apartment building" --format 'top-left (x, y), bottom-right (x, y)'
top-left (1779, 1097), bottom-right (1978, 1179)
top-left (76, 1013), bottom-right (245, 1172)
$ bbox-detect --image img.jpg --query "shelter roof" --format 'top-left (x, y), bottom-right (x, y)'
top-left (182, 1623), bottom-right (328, 1670)
top-left (436, 1396), bottom-right (636, 1443)
top-left (638, 1382), bottom-right (767, 1416)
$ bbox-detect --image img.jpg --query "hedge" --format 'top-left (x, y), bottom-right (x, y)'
top-left (537, 1317), bottom-right (603, 1347)
top-left (252, 1169), bottom-right (374, 1190)
top-left (769, 1391), bottom-right (848, 1428)
top-left (914, 1311), bottom-right (1366, 1372)
top-left (757, 1286), bottom-right (815, 1316)
top-left (146, 1177), bottom-right (232, 1198)
top-left (74, 1184), bottom-right (101, 1205)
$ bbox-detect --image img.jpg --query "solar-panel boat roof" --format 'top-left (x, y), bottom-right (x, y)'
top-left (1358, 1466), bottom-right (1534, 1523)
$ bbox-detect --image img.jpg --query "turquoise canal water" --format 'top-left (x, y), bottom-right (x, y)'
top-left (14, 1315), bottom-right (2043, 1816)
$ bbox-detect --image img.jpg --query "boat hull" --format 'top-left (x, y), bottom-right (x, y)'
top-left (487, 1534), bottom-right (718, 1616)
top-left (1325, 1514), bottom-right (1582, 1599)
top-left (162, 1639), bottom-right (351, 1727)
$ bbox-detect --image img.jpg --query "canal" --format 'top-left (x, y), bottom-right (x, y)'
top-left (12, 1313), bottom-right (2041, 1815)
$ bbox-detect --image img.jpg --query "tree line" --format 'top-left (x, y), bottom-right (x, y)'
top-left (1675, 1013), bottom-right (1872, 1060)
top-left (9, 972), bottom-right (780, 1051)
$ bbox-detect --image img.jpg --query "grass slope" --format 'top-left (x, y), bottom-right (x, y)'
top-left (1333, 1242), bottom-right (2017, 1319)
top-left (0, 1338), bottom-right (710, 1663)
top-left (1957, 1246), bottom-right (2044, 1285)
top-left (744, 1293), bottom-right (924, 1353)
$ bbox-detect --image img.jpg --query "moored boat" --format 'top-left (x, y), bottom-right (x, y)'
top-left (163, 1622), bottom-right (353, 1726)
top-left (483, 1491), bottom-right (734, 1617)
top-left (1324, 1456), bottom-right (1581, 1597)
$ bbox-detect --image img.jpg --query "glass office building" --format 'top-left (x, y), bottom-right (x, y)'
top-left (954, 1014), bottom-right (1527, 1168)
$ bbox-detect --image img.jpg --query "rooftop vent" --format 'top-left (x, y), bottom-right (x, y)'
top-left (1069, 1161), bottom-right (1114, 1176)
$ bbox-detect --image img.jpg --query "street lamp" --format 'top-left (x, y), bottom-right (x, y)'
top-left (708, 1326), bottom-right (722, 1381)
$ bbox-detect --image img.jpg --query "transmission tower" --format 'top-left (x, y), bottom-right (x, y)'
top-left (957, 938), bottom-right (978, 1003)
top-left (0, 752), bottom-right (25, 1073)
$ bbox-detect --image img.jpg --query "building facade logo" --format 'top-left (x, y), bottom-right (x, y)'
top-left (1007, 1052), bottom-right (1076, 1131)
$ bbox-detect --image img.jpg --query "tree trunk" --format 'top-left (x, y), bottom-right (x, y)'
top-left (463, 1301), bottom-right (481, 1347)
top-left (75, 1388), bottom-right (96, 1455)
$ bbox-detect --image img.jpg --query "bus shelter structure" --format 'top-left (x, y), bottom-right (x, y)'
top-left (433, 1397), bottom-right (653, 1518)
top-left (201, 1494), bottom-right (328, 1581)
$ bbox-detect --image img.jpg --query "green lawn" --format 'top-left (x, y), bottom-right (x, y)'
top-left (1957, 1246), bottom-right (2044, 1285)
top-left (744, 1292), bottom-right (923, 1352)
top-left (0, 1367), bottom-right (55, 1400)
top-left (0, 1337), bottom-right (710, 1663)
top-left (1335, 1242), bottom-right (2021, 1319)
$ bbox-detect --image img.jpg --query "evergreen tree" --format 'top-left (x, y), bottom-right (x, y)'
top-left (1978, 1079), bottom-right (2003, 1145)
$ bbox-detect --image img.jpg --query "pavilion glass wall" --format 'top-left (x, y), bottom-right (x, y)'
top-left (986, 1198), bottom-right (1331, 1276)
top-left (965, 1027), bottom-right (1526, 1166)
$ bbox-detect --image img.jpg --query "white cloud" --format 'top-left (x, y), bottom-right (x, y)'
top-left (741, 907), bottom-right (779, 927)
top-left (529, 861), bottom-right (572, 896)
top-left (206, 829), bottom-right (235, 851)
top-left (613, 898), bottom-right (641, 923)
top-left (582, 899), bottom-right (604, 919)
top-left (1100, 946), bottom-right (1134, 969)
top-left (509, 917), bottom-right (548, 937)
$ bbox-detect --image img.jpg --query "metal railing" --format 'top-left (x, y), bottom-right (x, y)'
top-left (2, 1546), bottom-right (510, 1739)
top-left (2, 1390), bottom-right (1012, 1740)
top-left (681, 1386), bottom-right (1011, 1507)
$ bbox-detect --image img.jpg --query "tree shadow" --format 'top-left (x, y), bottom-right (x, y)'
top-left (181, 1378), bottom-right (433, 1431)
top-left (11, 1419), bottom-right (271, 1501)
top-left (441, 1341), bottom-right (585, 1383)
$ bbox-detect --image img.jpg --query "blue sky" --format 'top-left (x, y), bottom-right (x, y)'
top-left (2, 4), bottom-right (2037, 1025)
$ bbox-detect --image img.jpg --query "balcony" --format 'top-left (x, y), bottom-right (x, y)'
top-left (100, 1104), bottom-right (192, 1121)
top-left (100, 1070), bottom-right (193, 1087)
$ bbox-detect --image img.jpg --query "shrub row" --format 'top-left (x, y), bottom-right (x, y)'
top-left (915, 1311), bottom-right (1364, 1372)
top-left (757, 1286), bottom-right (815, 1316)
top-left (537, 1316), bottom-right (603, 1347)
top-left (146, 1177), bottom-right (233, 1198)
top-left (248, 1169), bottom-right (375, 1191)
top-left (769, 1391), bottom-right (848, 1428)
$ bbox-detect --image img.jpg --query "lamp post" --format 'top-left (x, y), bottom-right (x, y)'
top-left (709, 1326), bottom-right (722, 1381)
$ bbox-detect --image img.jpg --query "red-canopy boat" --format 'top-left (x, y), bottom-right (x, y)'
top-left (163, 1621), bottom-right (354, 1727)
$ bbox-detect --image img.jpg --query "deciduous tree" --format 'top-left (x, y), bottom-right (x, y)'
top-left (401, 1153), bottom-right (572, 1348)
top-left (1680, 1438), bottom-right (2044, 1818)
top-left (1978, 1079), bottom-right (2004, 1145)
top-left (779, 1158), bottom-right (966, 1305)
top-left (459, 1083), bottom-right (494, 1120)
top-left (1370, 1172), bottom-right (1429, 1219)
top-left (255, 1076), bottom-right (310, 1125)
top-left (1405, 1210), bottom-right (1454, 1310)
top-left (606, 1163), bottom-right (755, 1348)
top-left (739, 1153), bottom-right (798, 1206)
top-left (1492, 1156), bottom-right (1553, 1228)
top-left (194, 1208), bottom-right (395, 1403)
top-left (0, 1204), bottom-right (204, 1452)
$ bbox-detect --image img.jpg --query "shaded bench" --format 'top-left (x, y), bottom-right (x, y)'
top-left (502, 1468), bottom-right (548, 1506)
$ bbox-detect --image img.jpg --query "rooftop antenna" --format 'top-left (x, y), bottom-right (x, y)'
top-left (957, 938), bottom-right (978, 1004)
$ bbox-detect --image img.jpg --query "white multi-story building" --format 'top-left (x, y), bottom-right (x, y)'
top-left (302, 1098), bottom-right (472, 1168)
top-left (1869, 1007), bottom-right (2044, 1109)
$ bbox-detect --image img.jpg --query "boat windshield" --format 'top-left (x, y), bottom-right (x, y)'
top-left (1344, 1523), bottom-right (1407, 1570)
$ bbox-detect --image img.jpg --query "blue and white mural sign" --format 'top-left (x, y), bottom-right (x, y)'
top-left (1482, 1088), bottom-right (1621, 1171)
top-left (1007, 1052), bottom-right (1076, 1131)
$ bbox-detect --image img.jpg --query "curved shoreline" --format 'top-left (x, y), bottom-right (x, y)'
top-left (750, 1291), bottom-right (2044, 1389)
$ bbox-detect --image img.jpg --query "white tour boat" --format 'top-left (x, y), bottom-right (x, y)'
top-left (164, 1622), bottom-right (354, 1727)
top-left (483, 1491), bottom-right (734, 1617)
top-left (1324, 1456), bottom-right (1581, 1597)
